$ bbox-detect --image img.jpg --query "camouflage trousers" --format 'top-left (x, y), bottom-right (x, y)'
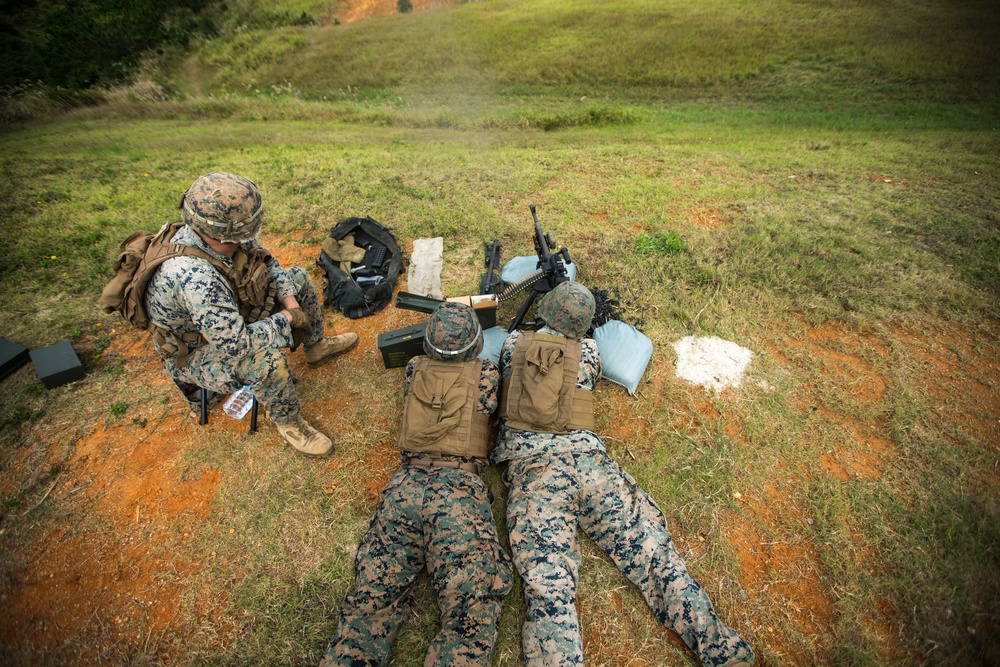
top-left (321, 463), bottom-right (513, 667)
top-left (504, 449), bottom-right (755, 667)
top-left (172, 266), bottom-right (324, 424)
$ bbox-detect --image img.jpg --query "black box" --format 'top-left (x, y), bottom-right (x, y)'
top-left (30, 341), bottom-right (85, 389)
top-left (0, 337), bottom-right (30, 383)
top-left (395, 292), bottom-right (497, 329)
top-left (377, 322), bottom-right (427, 369)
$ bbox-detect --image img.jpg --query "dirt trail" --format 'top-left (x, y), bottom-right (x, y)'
top-left (340, 0), bottom-right (453, 23)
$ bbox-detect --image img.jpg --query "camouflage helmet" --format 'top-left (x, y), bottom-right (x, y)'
top-left (537, 281), bottom-right (595, 339)
top-left (180, 172), bottom-right (264, 243)
top-left (423, 302), bottom-right (483, 363)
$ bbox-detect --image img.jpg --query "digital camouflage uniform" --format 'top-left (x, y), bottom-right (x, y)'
top-left (494, 285), bottom-right (754, 667)
top-left (321, 304), bottom-right (513, 667)
top-left (145, 224), bottom-right (324, 424)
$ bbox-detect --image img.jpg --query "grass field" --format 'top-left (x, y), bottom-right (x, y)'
top-left (0, 1), bottom-right (998, 665)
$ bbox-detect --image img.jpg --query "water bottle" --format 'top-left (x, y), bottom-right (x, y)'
top-left (223, 386), bottom-right (254, 419)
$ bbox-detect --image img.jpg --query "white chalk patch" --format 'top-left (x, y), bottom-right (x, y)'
top-left (673, 336), bottom-right (754, 393)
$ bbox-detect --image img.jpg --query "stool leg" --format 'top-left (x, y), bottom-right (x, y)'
top-left (199, 388), bottom-right (208, 425)
top-left (249, 397), bottom-right (258, 434)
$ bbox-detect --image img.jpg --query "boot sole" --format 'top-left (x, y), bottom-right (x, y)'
top-left (293, 446), bottom-right (335, 458)
top-left (306, 337), bottom-right (359, 369)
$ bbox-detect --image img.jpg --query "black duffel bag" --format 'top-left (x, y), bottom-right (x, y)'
top-left (317, 216), bottom-right (404, 319)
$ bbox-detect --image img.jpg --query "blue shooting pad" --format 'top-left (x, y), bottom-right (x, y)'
top-left (500, 256), bottom-right (577, 286)
top-left (478, 326), bottom-right (508, 365)
top-left (593, 320), bottom-right (653, 395)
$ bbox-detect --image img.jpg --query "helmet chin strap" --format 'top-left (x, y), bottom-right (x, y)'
top-left (427, 322), bottom-right (483, 357)
top-left (182, 197), bottom-right (263, 237)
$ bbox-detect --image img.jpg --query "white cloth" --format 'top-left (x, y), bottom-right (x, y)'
top-left (407, 237), bottom-right (444, 300)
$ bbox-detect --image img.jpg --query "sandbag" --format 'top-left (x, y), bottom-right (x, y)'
top-left (593, 320), bottom-right (652, 395)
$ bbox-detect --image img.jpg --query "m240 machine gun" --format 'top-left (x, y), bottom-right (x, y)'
top-left (495, 204), bottom-right (572, 332)
top-left (384, 205), bottom-right (572, 368)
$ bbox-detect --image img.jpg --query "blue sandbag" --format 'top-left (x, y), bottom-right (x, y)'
top-left (593, 320), bottom-right (652, 395)
top-left (478, 326), bottom-right (508, 365)
top-left (500, 256), bottom-right (577, 286)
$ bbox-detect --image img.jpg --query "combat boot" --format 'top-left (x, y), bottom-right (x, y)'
top-left (304, 333), bottom-right (359, 368)
top-left (275, 416), bottom-right (334, 457)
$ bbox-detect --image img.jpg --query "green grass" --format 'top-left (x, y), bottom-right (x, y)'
top-left (210, 0), bottom-right (1000, 108)
top-left (3, 109), bottom-right (997, 665)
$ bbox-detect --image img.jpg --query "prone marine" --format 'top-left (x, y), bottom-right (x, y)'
top-left (320, 302), bottom-right (512, 667)
top-left (494, 281), bottom-right (755, 667)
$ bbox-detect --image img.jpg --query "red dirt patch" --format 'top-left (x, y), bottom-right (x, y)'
top-left (1, 383), bottom-right (219, 659)
top-left (686, 205), bottom-right (728, 229)
top-left (727, 516), bottom-right (833, 653)
top-left (895, 320), bottom-right (1000, 451)
top-left (784, 327), bottom-right (890, 404)
top-left (598, 384), bottom-right (655, 453)
top-left (340, 0), bottom-right (453, 23)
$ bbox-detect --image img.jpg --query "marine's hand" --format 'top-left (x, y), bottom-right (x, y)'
top-left (281, 307), bottom-right (312, 349)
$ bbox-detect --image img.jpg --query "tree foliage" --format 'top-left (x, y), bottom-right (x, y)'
top-left (1, 0), bottom-right (214, 89)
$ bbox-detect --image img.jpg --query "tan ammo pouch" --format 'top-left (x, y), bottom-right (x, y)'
top-left (396, 357), bottom-right (490, 459)
top-left (230, 246), bottom-right (277, 323)
top-left (149, 325), bottom-right (206, 369)
top-left (500, 332), bottom-right (595, 434)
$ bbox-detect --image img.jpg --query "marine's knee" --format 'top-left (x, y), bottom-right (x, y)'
top-left (517, 556), bottom-right (576, 605)
top-left (244, 347), bottom-right (292, 384)
top-left (285, 266), bottom-right (311, 294)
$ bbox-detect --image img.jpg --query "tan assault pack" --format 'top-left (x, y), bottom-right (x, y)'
top-left (500, 331), bottom-right (595, 434)
top-left (396, 357), bottom-right (491, 458)
top-left (100, 222), bottom-right (277, 366)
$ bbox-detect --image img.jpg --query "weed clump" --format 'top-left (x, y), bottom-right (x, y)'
top-left (635, 232), bottom-right (685, 256)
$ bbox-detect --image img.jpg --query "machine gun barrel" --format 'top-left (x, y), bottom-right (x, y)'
top-left (508, 204), bottom-right (573, 332)
top-left (530, 204), bottom-right (548, 260)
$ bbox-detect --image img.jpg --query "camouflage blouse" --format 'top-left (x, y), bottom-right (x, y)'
top-left (144, 224), bottom-right (297, 372)
top-left (491, 327), bottom-right (604, 464)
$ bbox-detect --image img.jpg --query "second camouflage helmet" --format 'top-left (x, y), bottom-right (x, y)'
top-left (537, 280), bottom-right (595, 339)
top-left (423, 302), bottom-right (483, 363)
top-left (180, 172), bottom-right (264, 243)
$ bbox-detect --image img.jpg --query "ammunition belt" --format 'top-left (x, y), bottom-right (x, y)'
top-left (243, 283), bottom-right (279, 324)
